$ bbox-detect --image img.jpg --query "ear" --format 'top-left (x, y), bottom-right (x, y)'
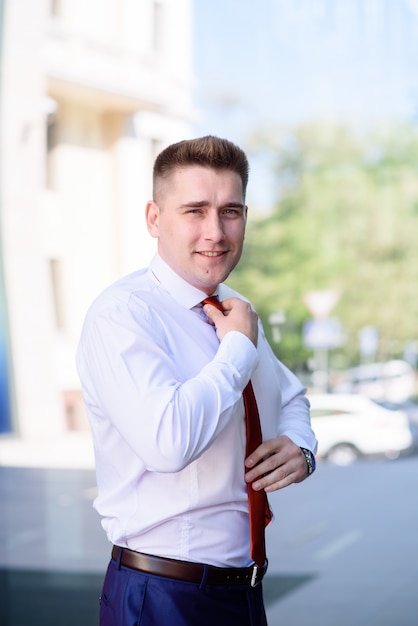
top-left (146, 201), bottom-right (160, 238)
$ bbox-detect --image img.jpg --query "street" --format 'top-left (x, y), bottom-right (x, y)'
top-left (1, 454), bottom-right (417, 625)
top-left (265, 454), bottom-right (418, 625)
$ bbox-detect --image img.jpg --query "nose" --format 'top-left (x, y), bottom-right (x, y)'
top-left (204, 212), bottom-right (225, 241)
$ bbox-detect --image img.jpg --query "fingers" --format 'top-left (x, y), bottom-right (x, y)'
top-left (219, 297), bottom-right (252, 314)
top-left (244, 436), bottom-right (308, 492)
top-left (203, 298), bottom-right (258, 345)
top-left (203, 297), bottom-right (245, 318)
top-left (203, 303), bottom-right (224, 326)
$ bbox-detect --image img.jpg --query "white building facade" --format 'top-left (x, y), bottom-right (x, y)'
top-left (0, 0), bottom-right (194, 438)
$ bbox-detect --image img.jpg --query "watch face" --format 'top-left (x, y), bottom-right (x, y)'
top-left (301, 447), bottom-right (315, 474)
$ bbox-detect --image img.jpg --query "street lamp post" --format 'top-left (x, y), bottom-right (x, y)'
top-left (268, 310), bottom-right (286, 344)
top-left (303, 290), bottom-right (342, 392)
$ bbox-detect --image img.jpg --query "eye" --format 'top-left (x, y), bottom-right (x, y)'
top-left (223, 207), bottom-right (242, 216)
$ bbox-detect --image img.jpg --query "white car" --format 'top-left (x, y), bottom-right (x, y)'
top-left (308, 393), bottom-right (413, 465)
top-left (332, 359), bottom-right (416, 402)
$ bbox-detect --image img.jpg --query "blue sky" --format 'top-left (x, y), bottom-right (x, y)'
top-left (193, 0), bottom-right (418, 205)
top-left (193, 0), bottom-right (418, 129)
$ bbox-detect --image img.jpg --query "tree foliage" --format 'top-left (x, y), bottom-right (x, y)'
top-left (227, 122), bottom-right (418, 371)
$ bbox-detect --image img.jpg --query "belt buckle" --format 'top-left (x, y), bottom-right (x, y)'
top-left (250, 559), bottom-right (268, 587)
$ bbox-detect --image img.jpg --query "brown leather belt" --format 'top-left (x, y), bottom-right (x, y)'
top-left (111, 546), bottom-right (268, 587)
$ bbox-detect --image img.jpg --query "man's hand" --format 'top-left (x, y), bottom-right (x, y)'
top-left (203, 297), bottom-right (258, 346)
top-left (244, 436), bottom-right (308, 492)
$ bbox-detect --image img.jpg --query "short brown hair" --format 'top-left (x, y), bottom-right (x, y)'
top-left (153, 135), bottom-right (249, 200)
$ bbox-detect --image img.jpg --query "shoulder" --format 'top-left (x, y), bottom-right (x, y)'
top-left (88, 269), bottom-right (147, 309)
top-left (81, 268), bottom-right (157, 330)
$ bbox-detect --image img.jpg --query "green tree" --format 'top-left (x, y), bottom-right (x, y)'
top-left (228, 122), bottom-right (418, 371)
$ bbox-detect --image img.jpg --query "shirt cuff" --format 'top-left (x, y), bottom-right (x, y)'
top-left (214, 330), bottom-right (259, 386)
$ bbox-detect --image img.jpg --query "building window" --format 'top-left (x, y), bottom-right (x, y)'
top-left (50, 259), bottom-right (65, 329)
top-left (46, 118), bottom-right (57, 189)
top-left (50, 0), bottom-right (62, 17)
top-left (152, 1), bottom-right (163, 53)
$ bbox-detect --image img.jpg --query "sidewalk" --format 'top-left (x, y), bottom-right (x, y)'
top-left (0, 431), bottom-right (95, 469)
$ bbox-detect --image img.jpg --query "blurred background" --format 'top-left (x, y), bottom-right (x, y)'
top-left (1, 1), bottom-right (418, 625)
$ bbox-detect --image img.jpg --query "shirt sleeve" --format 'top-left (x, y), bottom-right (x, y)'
top-left (265, 334), bottom-right (318, 454)
top-left (76, 301), bottom-right (259, 473)
top-left (279, 388), bottom-right (317, 454)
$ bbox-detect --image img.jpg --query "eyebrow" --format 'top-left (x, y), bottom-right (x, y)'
top-left (179, 201), bottom-right (245, 210)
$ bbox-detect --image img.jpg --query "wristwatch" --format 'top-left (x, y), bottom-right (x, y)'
top-left (299, 447), bottom-right (316, 476)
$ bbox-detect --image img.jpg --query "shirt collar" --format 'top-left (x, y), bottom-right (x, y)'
top-left (149, 254), bottom-right (218, 310)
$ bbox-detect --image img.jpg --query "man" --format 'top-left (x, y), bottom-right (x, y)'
top-left (76, 135), bottom-right (317, 626)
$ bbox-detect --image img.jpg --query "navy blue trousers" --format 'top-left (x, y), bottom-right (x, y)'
top-left (99, 553), bottom-right (268, 626)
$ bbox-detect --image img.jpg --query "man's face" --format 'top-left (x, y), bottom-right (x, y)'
top-left (146, 166), bottom-right (247, 295)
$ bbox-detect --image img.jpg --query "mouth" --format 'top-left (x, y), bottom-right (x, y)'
top-left (197, 251), bottom-right (227, 258)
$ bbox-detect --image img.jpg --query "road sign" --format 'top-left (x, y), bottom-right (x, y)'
top-left (303, 290), bottom-right (340, 319)
top-left (303, 318), bottom-right (345, 350)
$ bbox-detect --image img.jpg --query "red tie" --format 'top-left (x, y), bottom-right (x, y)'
top-left (202, 296), bottom-right (271, 566)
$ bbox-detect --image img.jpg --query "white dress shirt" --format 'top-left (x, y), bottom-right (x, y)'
top-left (76, 254), bottom-right (317, 567)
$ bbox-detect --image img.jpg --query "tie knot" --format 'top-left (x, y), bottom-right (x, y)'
top-left (202, 296), bottom-right (224, 313)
